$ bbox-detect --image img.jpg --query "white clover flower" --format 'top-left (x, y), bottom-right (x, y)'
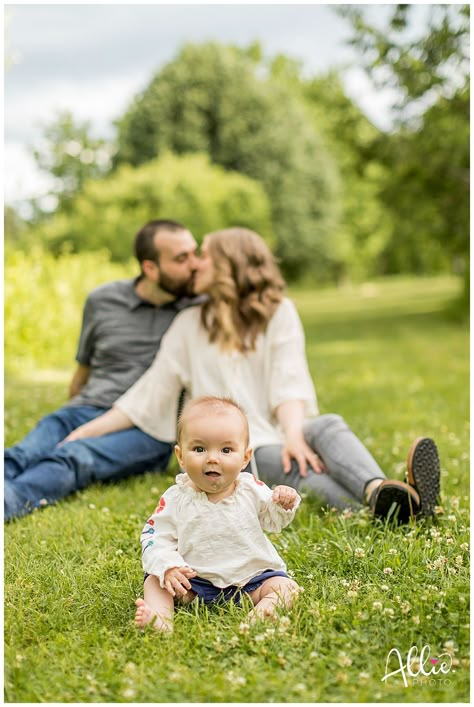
top-left (388, 548), bottom-right (398, 555)
top-left (445, 537), bottom-right (454, 545)
top-left (460, 542), bottom-right (469, 551)
top-left (455, 555), bottom-right (463, 566)
top-left (88, 503), bottom-right (96, 510)
top-left (341, 579), bottom-right (350, 587)
top-left (294, 683), bottom-right (307, 692)
top-left (347, 590), bottom-right (358, 598)
top-left (354, 548), bottom-right (365, 558)
top-left (401, 601), bottom-right (411, 614)
top-left (122, 688), bottom-right (136, 699)
top-left (310, 651), bottom-right (319, 658)
top-left (372, 601), bottom-right (383, 610)
top-left (228, 635), bottom-right (239, 647)
top-left (448, 515), bottom-right (457, 522)
top-left (443, 640), bottom-right (457, 655)
top-left (102, 507), bottom-right (110, 513)
top-left (381, 584), bottom-right (389, 591)
top-left (225, 671), bottom-right (247, 686)
top-left (384, 607), bottom-right (395, 617)
top-left (238, 622), bottom-right (250, 635)
top-left (383, 567), bottom-right (394, 575)
top-left (338, 653), bottom-right (352, 667)
top-left (254, 634), bottom-right (265, 643)
top-left (359, 672), bottom-right (370, 681)
top-left (412, 615), bottom-right (420, 625)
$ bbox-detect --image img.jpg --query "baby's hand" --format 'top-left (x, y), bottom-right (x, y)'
top-left (272, 485), bottom-right (298, 510)
top-left (164, 565), bottom-right (197, 597)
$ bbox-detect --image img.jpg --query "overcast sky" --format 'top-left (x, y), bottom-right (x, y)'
top-left (4, 3), bottom-right (432, 210)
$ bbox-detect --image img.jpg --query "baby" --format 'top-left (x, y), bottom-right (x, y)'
top-left (135, 395), bottom-right (301, 632)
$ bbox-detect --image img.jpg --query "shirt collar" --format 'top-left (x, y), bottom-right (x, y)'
top-left (128, 276), bottom-right (177, 311)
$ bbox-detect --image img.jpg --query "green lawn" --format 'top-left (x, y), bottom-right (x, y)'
top-left (4, 275), bottom-right (469, 703)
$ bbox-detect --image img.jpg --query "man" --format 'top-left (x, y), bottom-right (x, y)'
top-left (5, 219), bottom-right (200, 520)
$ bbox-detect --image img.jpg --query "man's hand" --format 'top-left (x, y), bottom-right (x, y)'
top-left (69, 364), bottom-right (91, 399)
top-left (272, 485), bottom-right (299, 510)
top-left (281, 435), bottom-right (325, 478)
top-left (164, 566), bottom-right (197, 597)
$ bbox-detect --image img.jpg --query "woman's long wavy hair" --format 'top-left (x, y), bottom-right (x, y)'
top-left (201, 228), bottom-right (285, 352)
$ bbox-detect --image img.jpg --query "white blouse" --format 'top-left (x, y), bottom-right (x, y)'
top-left (141, 472), bottom-right (301, 588)
top-left (115, 298), bottom-right (318, 448)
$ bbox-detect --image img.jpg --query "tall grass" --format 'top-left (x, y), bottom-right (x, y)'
top-left (4, 253), bottom-right (469, 703)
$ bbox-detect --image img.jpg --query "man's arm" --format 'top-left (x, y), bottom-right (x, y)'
top-left (69, 364), bottom-right (91, 399)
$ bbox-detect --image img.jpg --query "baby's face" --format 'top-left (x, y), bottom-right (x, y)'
top-left (175, 409), bottom-right (252, 498)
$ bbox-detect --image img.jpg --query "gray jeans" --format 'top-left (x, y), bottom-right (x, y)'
top-left (253, 414), bottom-right (386, 510)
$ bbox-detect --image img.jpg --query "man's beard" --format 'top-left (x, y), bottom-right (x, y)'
top-left (159, 271), bottom-right (195, 298)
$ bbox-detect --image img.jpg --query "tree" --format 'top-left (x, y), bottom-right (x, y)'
top-left (29, 152), bottom-right (273, 261)
top-left (297, 71), bottom-right (392, 283)
top-left (31, 111), bottom-right (115, 216)
top-left (339, 4), bottom-right (470, 299)
top-left (115, 42), bottom-right (340, 280)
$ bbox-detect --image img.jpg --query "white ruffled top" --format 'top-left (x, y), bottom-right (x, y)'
top-left (141, 472), bottom-right (301, 588)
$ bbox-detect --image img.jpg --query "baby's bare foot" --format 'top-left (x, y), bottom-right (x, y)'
top-left (134, 598), bottom-right (173, 632)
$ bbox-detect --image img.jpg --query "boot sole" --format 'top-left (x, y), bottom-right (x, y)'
top-left (371, 481), bottom-right (420, 524)
top-left (407, 437), bottom-right (440, 517)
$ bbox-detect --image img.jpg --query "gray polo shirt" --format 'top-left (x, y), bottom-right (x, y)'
top-left (68, 278), bottom-right (199, 409)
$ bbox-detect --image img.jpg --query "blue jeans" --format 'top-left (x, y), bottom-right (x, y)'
top-left (253, 414), bottom-right (386, 510)
top-left (4, 405), bottom-right (173, 521)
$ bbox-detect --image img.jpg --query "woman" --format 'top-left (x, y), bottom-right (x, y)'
top-left (65, 228), bottom-right (440, 522)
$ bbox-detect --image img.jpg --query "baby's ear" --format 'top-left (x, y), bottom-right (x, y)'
top-left (242, 447), bottom-right (253, 468)
top-left (174, 444), bottom-right (183, 466)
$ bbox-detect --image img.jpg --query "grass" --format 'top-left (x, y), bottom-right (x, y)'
top-left (4, 274), bottom-right (470, 703)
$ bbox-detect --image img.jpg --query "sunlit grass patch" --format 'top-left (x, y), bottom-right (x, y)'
top-left (5, 275), bottom-right (469, 702)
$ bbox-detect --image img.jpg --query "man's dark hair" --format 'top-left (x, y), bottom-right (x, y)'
top-left (134, 219), bottom-right (187, 269)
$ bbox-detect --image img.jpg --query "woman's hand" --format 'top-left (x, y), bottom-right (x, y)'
top-left (60, 423), bottom-right (95, 444)
top-left (272, 485), bottom-right (299, 510)
top-left (275, 401), bottom-right (325, 477)
top-left (163, 566), bottom-right (197, 597)
top-left (57, 407), bottom-right (134, 446)
top-left (281, 434), bottom-right (325, 478)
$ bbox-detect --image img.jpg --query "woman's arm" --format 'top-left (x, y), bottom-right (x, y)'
top-left (60, 407), bottom-right (133, 444)
top-left (276, 400), bottom-right (324, 477)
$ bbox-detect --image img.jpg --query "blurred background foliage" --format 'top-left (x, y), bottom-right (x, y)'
top-left (5, 5), bottom-right (470, 302)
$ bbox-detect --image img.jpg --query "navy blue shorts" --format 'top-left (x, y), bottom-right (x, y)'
top-left (144, 569), bottom-right (289, 605)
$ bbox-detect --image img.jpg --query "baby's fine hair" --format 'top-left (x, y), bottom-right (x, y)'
top-left (177, 395), bottom-right (249, 445)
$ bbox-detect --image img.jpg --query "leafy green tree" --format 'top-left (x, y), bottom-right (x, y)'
top-left (4, 205), bottom-right (27, 246)
top-left (297, 72), bottom-right (392, 283)
top-left (31, 111), bottom-right (115, 215)
top-left (29, 152), bottom-right (273, 260)
top-left (115, 42), bottom-right (340, 280)
top-left (338, 4), bottom-right (469, 296)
